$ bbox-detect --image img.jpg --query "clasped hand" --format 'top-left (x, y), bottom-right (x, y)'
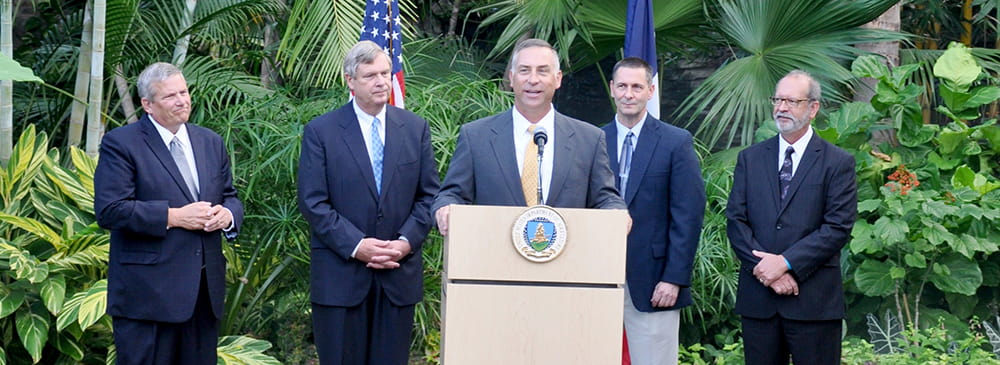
top-left (356, 238), bottom-right (410, 269)
top-left (752, 250), bottom-right (798, 296)
top-left (168, 201), bottom-right (232, 232)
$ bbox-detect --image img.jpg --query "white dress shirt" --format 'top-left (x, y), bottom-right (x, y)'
top-left (778, 127), bottom-right (814, 177)
top-left (513, 106), bottom-right (556, 204)
top-left (150, 116), bottom-right (200, 193)
top-left (353, 100), bottom-right (387, 168)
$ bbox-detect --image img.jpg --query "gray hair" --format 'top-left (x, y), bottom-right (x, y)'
top-left (137, 62), bottom-right (184, 100)
top-left (509, 38), bottom-right (561, 73)
top-left (783, 70), bottom-right (822, 101)
top-left (344, 40), bottom-right (390, 78)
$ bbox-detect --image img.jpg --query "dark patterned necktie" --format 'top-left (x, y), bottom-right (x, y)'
top-left (618, 132), bottom-right (634, 197)
top-left (779, 146), bottom-right (794, 200)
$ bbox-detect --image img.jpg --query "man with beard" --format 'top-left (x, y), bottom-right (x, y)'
top-left (726, 70), bottom-right (857, 365)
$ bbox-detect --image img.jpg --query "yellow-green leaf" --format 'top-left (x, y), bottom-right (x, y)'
top-left (16, 305), bottom-right (49, 363)
top-left (77, 280), bottom-right (107, 330)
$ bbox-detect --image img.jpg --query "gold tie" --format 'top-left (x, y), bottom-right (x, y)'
top-left (522, 125), bottom-right (539, 206)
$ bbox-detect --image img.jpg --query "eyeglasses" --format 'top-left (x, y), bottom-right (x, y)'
top-left (769, 97), bottom-right (813, 107)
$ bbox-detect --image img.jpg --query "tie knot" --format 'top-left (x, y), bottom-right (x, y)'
top-left (527, 125), bottom-right (537, 133)
top-left (785, 146), bottom-right (794, 156)
top-left (626, 131), bottom-right (635, 140)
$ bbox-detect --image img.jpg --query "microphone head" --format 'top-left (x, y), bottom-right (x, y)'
top-left (533, 126), bottom-right (548, 146)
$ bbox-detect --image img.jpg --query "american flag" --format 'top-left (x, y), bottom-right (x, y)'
top-left (360, 0), bottom-right (406, 108)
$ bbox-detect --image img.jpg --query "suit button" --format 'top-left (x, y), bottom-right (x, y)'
top-left (776, 224), bottom-right (783, 230)
top-left (195, 249), bottom-right (202, 256)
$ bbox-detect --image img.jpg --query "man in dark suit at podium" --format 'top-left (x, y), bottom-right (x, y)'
top-left (433, 38), bottom-right (626, 234)
top-left (727, 70), bottom-right (857, 365)
top-left (94, 62), bottom-right (244, 364)
top-left (602, 57), bottom-right (705, 365)
top-left (297, 40), bottom-right (439, 364)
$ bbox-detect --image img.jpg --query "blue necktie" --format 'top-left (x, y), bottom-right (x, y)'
top-left (618, 132), bottom-right (634, 197)
top-left (371, 117), bottom-right (384, 194)
top-left (779, 146), bottom-right (794, 200)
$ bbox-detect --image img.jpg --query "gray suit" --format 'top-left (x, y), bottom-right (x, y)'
top-left (433, 109), bottom-right (625, 211)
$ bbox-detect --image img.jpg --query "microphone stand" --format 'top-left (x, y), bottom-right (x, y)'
top-left (536, 142), bottom-right (545, 206)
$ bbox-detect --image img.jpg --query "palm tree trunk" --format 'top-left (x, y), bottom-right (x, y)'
top-left (447, 0), bottom-right (462, 36)
top-left (85, 0), bottom-right (106, 157)
top-left (855, 3), bottom-right (900, 102)
top-left (0, 0), bottom-right (13, 164)
top-left (261, 0), bottom-right (284, 89)
top-left (172, 0), bottom-right (196, 65)
top-left (961, 0), bottom-right (973, 46)
top-left (68, 0), bottom-right (93, 147)
top-left (114, 65), bottom-right (137, 123)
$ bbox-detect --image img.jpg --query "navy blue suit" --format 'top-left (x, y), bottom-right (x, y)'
top-left (726, 132), bottom-right (857, 364)
top-left (297, 102), bottom-right (438, 364)
top-left (94, 115), bottom-right (243, 362)
top-left (603, 116), bottom-right (705, 313)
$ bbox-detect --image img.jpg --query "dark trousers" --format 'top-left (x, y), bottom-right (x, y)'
top-left (742, 315), bottom-right (841, 365)
top-left (113, 273), bottom-right (218, 365)
top-left (312, 279), bottom-right (415, 365)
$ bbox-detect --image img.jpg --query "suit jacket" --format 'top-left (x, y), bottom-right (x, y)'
top-left (297, 102), bottom-right (439, 307)
top-left (726, 131), bottom-right (857, 320)
top-left (603, 116), bottom-right (705, 312)
top-left (432, 109), bottom-right (626, 211)
top-left (94, 115), bottom-right (244, 323)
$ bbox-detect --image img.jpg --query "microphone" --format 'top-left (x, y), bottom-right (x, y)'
top-left (533, 126), bottom-right (548, 205)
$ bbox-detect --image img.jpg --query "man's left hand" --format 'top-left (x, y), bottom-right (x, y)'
top-left (752, 250), bottom-right (788, 286)
top-left (650, 281), bottom-right (679, 308)
top-left (203, 204), bottom-right (232, 232)
top-left (367, 240), bottom-right (411, 269)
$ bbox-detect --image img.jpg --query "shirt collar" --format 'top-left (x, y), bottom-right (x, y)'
top-left (149, 114), bottom-right (190, 146)
top-left (512, 104), bottom-right (556, 135)
top-left (615, 112), bottom-right (647, 138)
top-left (352, 100), bottom-right (387, 126)
top-left (779, 126), bottom-right (813, 155)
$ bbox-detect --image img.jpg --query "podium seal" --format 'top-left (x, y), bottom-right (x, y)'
top-left (511, 205), bottom-right (568, 263)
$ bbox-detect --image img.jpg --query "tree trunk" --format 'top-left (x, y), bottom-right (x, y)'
top-left (114, 65), bottom-right (137, 123)
top-left (85, 0), bottom-right (106, 157)
top-left (1, 0), bottom-right (13, 164)
top-left (68, 0), bottom-right (93, 147)
top-left (855, 3), bottom-right (900, 148)
top-left (961, 0), bottom-right (973, 46)
top-left (261, 0), bottom-right (284, 89)
top-left (447, 0), bottom-right (462, 36)
top-left (172, 0), bottom-right (196, 65)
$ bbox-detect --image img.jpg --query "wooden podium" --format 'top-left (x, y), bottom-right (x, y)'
top-left (441, 205), bottom-right (628, 364)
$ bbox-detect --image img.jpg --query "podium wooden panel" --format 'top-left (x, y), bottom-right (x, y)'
top-left (441, 205), bottom-right (629, 365)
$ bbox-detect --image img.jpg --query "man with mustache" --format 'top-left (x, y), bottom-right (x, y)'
top-left (726, 70), bottom-right (857, 365)
top-left (433, 38), bottom-right (626, 234)
top-left (95, 62), bottom-right (244, 364)
top-left (602, 57), bottom-right (705, 365)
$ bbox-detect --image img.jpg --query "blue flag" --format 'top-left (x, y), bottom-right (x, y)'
top-left (624, 0), bottom-right (659, 119)
top-left (360, 0), bottom-right (406, 108)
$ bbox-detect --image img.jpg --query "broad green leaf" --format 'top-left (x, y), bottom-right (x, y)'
top-left (984, 259), bottom-right (1000, 286)
top-left (945, 293), bottom-right (978, 319)
top-left (874, 216), bottom-right (908, 244)
top-left (41, 275), bottom-right (66, 315)
top-left (904, 252), bottom-right (927, 268)
top-left (76, 280), bottom-right (107, 330)
top-left (852, 54), bottom-right (890, 80)
top-left (963, 85), bottom-right (1000, 109)
top-left (0, 53), bottom-right (42, 82)
top-left (922, 199), bottom-right (960, 219)
top-left (920, 218), bottom-right (955, 248)
top-left (854, 259), bottom-right (896, 296)
top-left (53, 333), bottom-right (84, 361)
top-left (889, 266), bottom-right (906, 279)
top-left (927, 151), bottom-right (963, 170)
top-left (0, 290), bottom-right (25, 319)
top-left (0, 346), bottom-right (5, 365)
top-left (866, 310), bottom-right (904, 355)
top-left (16, 305), bottom-right (50, 363)
top-left (56, 291), bottom-right (84, 332)
top-left (929, 253), bottom-right (983, 295)
top-left (937, 130), bottom-right (969, 154)
top-left (216, 335), bottom-right (281, 365)
top-left (0, 213), bottom-right (64, 250)
top-left (934, 42), bottom-right (981, 89)
top-left (857, 199), bottom-right (881, 213)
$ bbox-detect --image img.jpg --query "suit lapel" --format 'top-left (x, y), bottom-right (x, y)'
top-left (779, 133), bottom-right (823, 214)
top-left (489, 110), bottom-right (525, 205)
top-left (189, 126), bottom-right (210, 200)
top-left (604, 124), bottom-right (619, 189)
top-left (624, 117), bottom-right (660, 205)
top-left (380, 107), bottom-right (402, 196)
top-left (548, 113), bottom-right (574, 205)
top-left (140, 117), bottom-right (196, 202)
top-left (339, 106), bottom-right (380, 201)
top-left (764, 137), bottom-right (781, 212)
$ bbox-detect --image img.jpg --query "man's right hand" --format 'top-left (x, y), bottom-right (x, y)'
top-left (355, 238), bottom-right (402, 269)
top-left (769, 273), bottom-right (799, 296)
top-left (435, 205), bottom-right (451, 236)
top-left (167, 201), bottom-right (212, 230)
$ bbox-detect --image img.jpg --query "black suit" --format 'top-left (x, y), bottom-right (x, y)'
top-left (726, 131), bottom-right (857, 364)
top-left (94, 115), bottom-right (243, 364)
top-left (297, 102), bottom-right (439, 364)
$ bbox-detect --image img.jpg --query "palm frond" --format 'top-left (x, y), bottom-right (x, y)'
top-left (275, 0), bottom-right (364, 88)
top-left (675, 0), bottom-right (906, 149)
top-left (476, 0), bottom-right (594, 67)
